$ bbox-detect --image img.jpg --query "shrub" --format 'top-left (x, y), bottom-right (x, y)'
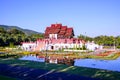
top-left (117, 46), bottom-right (120, 49)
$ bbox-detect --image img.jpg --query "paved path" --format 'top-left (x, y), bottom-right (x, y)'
top-left (0, 63), bottom-right (100, 80)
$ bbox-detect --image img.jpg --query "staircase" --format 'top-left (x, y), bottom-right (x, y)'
top-left (34, 42), bottom-right (46, 51)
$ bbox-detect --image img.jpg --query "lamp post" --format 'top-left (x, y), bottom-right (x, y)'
top-left (45, 45), bottom-right (48, 69)
top-left (85, 32), bottom-right (86, 41)
top-left (46, 48), bottom-right (47, 61)
top-left (83, 32), bottom-right (86, 50)
top-left (45, 44), bottom-right (49, 62)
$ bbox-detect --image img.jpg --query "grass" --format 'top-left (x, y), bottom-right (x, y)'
top-left (0, 75), bottom-right (16, 80)
top-left (0, 58), bottom-right (120, 80)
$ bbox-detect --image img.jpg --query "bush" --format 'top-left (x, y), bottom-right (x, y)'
top-left (23, 51), bottom-right (31, 55)
top-left (117, 46), bottom-right (120, 49)
top-left (0, 53), bottom-right (18, 58)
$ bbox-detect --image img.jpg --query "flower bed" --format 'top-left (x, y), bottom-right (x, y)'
top-left (96, 51), bottom-right (114, 57)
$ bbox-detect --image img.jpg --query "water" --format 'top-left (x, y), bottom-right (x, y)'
top-left (19, 55), bottom-right (45, 62)
top-left (74, 58), bottom-right (120, 72)
top-left (0, 52), bottom-right (6, 54)
top-left (19, 55), bottom-right (120, 72)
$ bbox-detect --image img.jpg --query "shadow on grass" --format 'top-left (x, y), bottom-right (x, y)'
top-left (0, 58), bottom-right (120, 80)
top-left (59, 65), bottom-right (120, 80)
top-left (0, 75), bottom-right (16, 80)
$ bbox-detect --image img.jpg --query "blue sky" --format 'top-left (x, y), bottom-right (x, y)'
top-left (0, 0), bottom-right (120, 37)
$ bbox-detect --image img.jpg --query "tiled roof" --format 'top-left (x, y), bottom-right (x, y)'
top-left (61, 26), bottom-right (67, 30)
top-left (53, 29), bottom-right (60, 34)
top-left (44, 23), bottom-right (74, 39)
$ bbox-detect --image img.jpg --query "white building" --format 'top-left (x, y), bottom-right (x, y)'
top-left (21, 42), bottom-right (36, 51)
top-left (21, 39), bottom-right (102, 52)
top-left (21, 23), bottom-right (102, 52)
top-left (85, 41), bottom-right (103, 51)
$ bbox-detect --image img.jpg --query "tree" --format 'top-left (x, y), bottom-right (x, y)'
top-left (115, 36), bottom-right (120, 48)
top-left (78, 34), bottom-right (93, 41)
top-left (0, 38), bottom-right (4, 46)
top-left (0, 27), bottom-right (6, 33)
top-left (0, 27), bottom-right (43, 47)
top-left (8, 28), bottom-right (25, 34)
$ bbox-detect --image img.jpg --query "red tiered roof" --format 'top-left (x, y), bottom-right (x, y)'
top-left (44, 23), bottom-right (74, 39)
top-left (59, 31), bottom-right (66, 35)
top-left (53, 29), bottom-right (60, 34)
top-left (66, 28), bottom-right (73, 32)
top-left (61, 26), bottom-right (67, 30)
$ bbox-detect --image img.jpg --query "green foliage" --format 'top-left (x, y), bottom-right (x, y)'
top-left (9, 42), bottom-right (14, 48)
top-left (78, 34), bottom-right (120, 47)
top-left (94, 35), bottom-right (116, 46)
top-left (78, 34), bottom-right (93, 41)
top-left (0, 53), bottom-right (18, 58)
top-left (117, 46), bottom-right (120, 49)
top-left (0, 27), bottom-right (6, 33)
top-left (0, 28), bottom-right (44, 47)
top-left (82, 45), bottom-right (86, 50)
top-left (8, 28), bottom-right (25, 34)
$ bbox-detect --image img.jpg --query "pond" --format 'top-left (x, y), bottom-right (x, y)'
top-left (0, 52), bottom-right (6, 54)
top-left (19, 55), bottom-right (74, 65)
top-left (19, 55), bottom-right (120, 72)
top-left (74, 58), bottom-right (120, 72)
top-left (19, 55), bottom-right (45, 62)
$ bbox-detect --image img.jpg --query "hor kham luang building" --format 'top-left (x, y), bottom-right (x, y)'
top-left (44, 23), bottom-right (74, 39)
top-left (21, 23), bottom-right (102, 51)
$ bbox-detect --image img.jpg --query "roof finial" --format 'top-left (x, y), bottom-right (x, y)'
top-left (55, 22), bottom-right (58, 26)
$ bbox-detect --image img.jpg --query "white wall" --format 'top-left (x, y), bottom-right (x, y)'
top-left (22, 43), bottom-right (36, 51)
top-left (45, 43), bottom-right (84, 51)
top-left (49, 34), bottom-right (57, 39)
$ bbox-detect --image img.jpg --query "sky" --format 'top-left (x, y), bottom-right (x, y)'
top-left (0, 0), bottom-right (120, 37)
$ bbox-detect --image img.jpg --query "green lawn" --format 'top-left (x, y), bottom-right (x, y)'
top-left (0, 58), bottom-right (120, 80)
